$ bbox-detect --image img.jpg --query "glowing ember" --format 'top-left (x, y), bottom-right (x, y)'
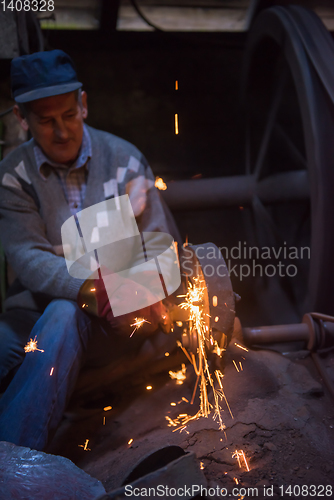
top-left (146, 385), bottom-right (152, 390)
top-left (78, 439), bottom-right (91, 451)
top-left (176, 321), bottom-right (183, 327)
top-left (214, 316), bottom-right (219, 322)
top-left (50, 367), bottom-right (54, 376)
top-left (90, 288), bottom-right (96, 292)
top-left (232, 449), bottom-right (250, 472)
top-left (165, 352), bottom-right (170, 357)
top-left (212, 295), bottom-right (218, 307)
top-left (233, 360), bottom-right (240, 373)
top-left (170, 402), bottom-right (176, 406)
top-left (104, 406), bottom-right (112, 411)
top-left (130, 317), bottom-right (150, 337)
top-left (175, 113), bottom-right (179, 135)
top-left (24, 336), bottom-right (44, 353)
top-left (155, 176), bottom-right (167, 190)
top-left (234, 342), bottom-right (249, 352)
top-left (128, 438), bottom-right (133, 445)
top-left (169, 364), bottom-right (187, 385)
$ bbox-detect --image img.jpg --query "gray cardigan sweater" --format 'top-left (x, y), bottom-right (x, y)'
top-left (0, 125), bottom-right (171, 312)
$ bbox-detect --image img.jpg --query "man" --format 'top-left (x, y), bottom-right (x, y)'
top-left (0, 50), bottom-right (177, 450)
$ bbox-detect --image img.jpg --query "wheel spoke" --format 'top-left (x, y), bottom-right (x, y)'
top-left (274, 123), bottom-right (307, 169)
top-left (253, 69), bottom-right (288, 179)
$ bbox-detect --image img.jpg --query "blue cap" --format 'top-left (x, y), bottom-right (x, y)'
top-left (11, 50), bottom-right (82, 103)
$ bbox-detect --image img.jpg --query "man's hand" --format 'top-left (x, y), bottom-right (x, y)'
top-left (77, 271), bottom-right (171, 337)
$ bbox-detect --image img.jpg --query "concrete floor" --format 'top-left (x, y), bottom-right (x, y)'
top-left (46, 333), bottom-right (334, 498)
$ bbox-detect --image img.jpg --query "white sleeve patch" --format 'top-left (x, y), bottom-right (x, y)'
top-left (116, 167), bottom-right (127, 183)
top-left (103, 178), bottom-right (118, 199)
top-left (14, 161), bottom-right (31, 184)
top-left (127, 156), bottom-right (141, 173)
top-left (2, 173), bottom-right (22, 191)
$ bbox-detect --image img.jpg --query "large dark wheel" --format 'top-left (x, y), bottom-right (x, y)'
top-left (240, 6), bottom-right (334, 322)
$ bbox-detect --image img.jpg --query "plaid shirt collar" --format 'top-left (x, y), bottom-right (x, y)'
top-left (34, 124), bottom-right (92, 180)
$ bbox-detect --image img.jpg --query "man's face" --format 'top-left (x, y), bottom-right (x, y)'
top-left (15, 91), bottom-right (88, 165)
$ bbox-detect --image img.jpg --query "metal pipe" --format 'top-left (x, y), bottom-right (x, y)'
top-left (243, 323), bottom-right (309, 345)
top-left (161, 170), bottom-right (309, 210)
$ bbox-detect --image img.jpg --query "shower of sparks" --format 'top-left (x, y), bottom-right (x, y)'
top-left (78, 439), bottom-right (91, 451)
top-left (130, 317), bottom-right (150, 337)
top-left (50, 367), bottom-right (54, 376)
top-left (232, 449), bottom-right (250, 472)
top-left (128, 438), bottom-right (133, 445)
top-left (233, 360), bottom-right (240, 373)
top-left (155, 176), bottom-right (167, 190)
top-left (167, 277), bottom-right (232, 433)
top-left (234, 342), bottom-right (248, 352)
top-left (104, 406), bottom-right (112, 411)
top-left (175, 113), bottom-right (179, 134)
top-left (169, 364), bottom-right (187, 385)
top-left (24, 336), bottom-right (44, 353)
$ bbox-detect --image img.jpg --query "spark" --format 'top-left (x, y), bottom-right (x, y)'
top-left (155, 176), bottom-right (167, 191)
top-left (234, 477), bottom-right (239, 484)
top-left (169, 364), bottom-right (187, 385)
top-left (103, 416), bottom-right (106, 425)
top-left (212, 295), bottom-right (218, 307)
top-left (233, 360), bottom-right (240, 373)
top-left (146, 385), bottom-right (152, 390)
top-left (104, 406), bottom-right (112, 411)
top-left (170, 402), bottom-right (176, 406)
top-left (78, 439), bottom-right (91, 451)
top-left (168, 277), bottom-right (232, 433)
top-left (175, 113), bottom-right (179, 134)
top-left (176, 321), bottom-right (183, 327)
top-left (50, 367), bottom-right (54, 376)
top-left (200, 462), bottom-right (205, 470)
top-left (165, 352), bottom-right (170, 357)
top-left (24, 336), bottom-right (44, 353)
top-left (90, 287), bottom-right (96, 292)
top-left (130, 317), bottom-right (150, 337)
top-left (214, 316), bottom-right (219, 322)
top-left (175, 80), bottom-right (178, 90)
top-left (128, 438), bottom-right (133, 445)
top-left (234, 342), bottom-right (248, 352)
top-left (239, 361), bottom-right (243, 371)
top-left (182, 397), bottom-right (189, 403)
top-left (232, 449), bottom-right (250, 472)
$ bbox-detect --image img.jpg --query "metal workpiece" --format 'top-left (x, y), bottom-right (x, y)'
top-left (242, 312), bottom-right (334, 352)
top-left (178, 243), bottom-right (235, 354)
top-left (161, 170), bottom-right (309, 210)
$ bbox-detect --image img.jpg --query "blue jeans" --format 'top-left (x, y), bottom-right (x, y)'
top-left (0, 299), bottom-right (133, 450)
